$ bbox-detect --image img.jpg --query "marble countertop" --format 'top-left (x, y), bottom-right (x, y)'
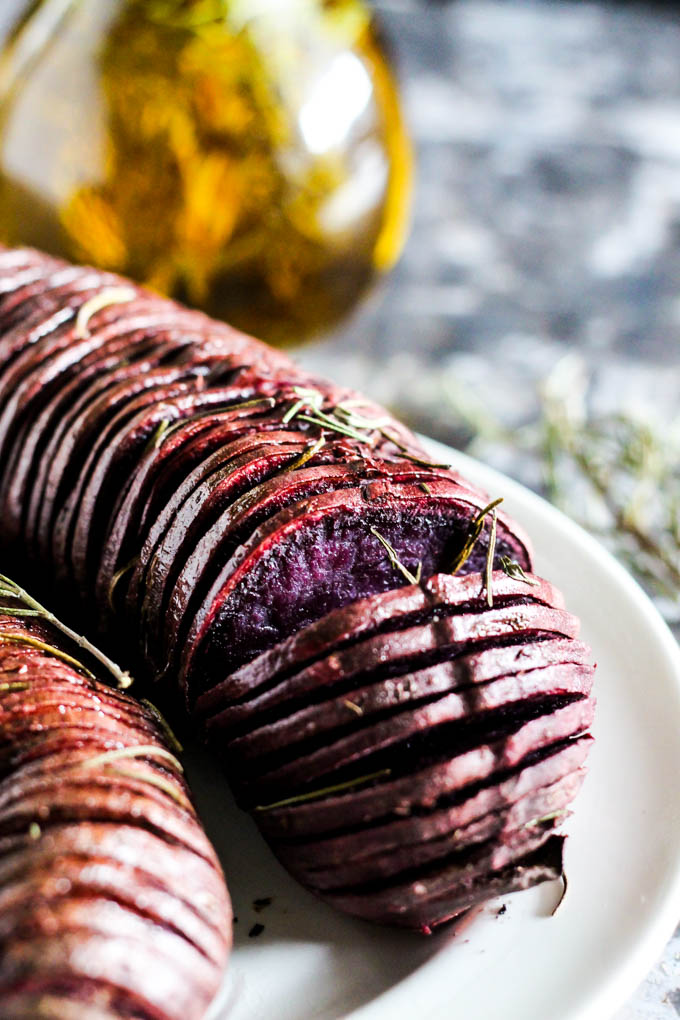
top-left (298, 1), bottom-right (680, 1016)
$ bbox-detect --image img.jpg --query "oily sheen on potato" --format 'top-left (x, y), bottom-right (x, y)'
top-left (0, 247), bottom-right (594, 934)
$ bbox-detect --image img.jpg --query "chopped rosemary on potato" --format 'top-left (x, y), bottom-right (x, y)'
top-left (500, 555), bottom-right (538, 586)
top-left (253, 768), bottom-right (392, 812)
top-left (107, 557), bottom-right (139, 610)
top-left (370, 527), bottom-right (422, 586)
top-left (0, 574), bottom-right (133, 689)
top-left (0, 632), bottom-right (95, 679)
top-left (284, 435), bottom-right (326, 472)
top-left (105, 765), bottom-right (189, 807)
top-left (74, 287), bottom-right (137, 339)
top-left (80, 744), bottom-right (184, 774)
top-left (141, 699), bottom-right (184, 754)
top-left (485, 506), bottom-right (498, 607)
top-left (449, 497), bottom-right (504, 575)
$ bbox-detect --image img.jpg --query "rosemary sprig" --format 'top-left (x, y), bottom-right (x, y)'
top-left (0, 633), bottom-right (95, 679)
top-left (485, 507), bottom-right (498, 607)
top-left (107, 557), bottom-right (139, 610)
top-left (297, 412), bottom-right (372, 443)
top-left (145, 418), bottom-right (173, 454)
top-left (343, 699), bottom-right (364, 716)
top-left (334, 400), bottom-right (391, 432)
top-left (253, 768), bottom-right (392, 812)
top-left (141, 699), bottom-right (184, 754)
top-left (281, 387), bottom-right (323, 425)
top-left (500, 556), bottom-right (538, 586)
top-left (523, 808), bottom-right (568, 829)
top-left (162, 396), bottom-right (277, 442)
top-left (282, 387), bottom-right (378, 444)
top-left (283, 435), bottom-right (326, 472)
top-left (449, 498), bottom-right (504, 575)
top-left (370, 528), bottom-right (422, 586)
top-left (445, 356), bottom-right (680, 616)
top-left (379, 427), bottom-right (452, 469)
top-left (74, 287), bottom-right (137, 340)
top-left (104, 765), bottom-right (188, 807)
top-left (79, 744), bottom-right (184, 773)
top-left (0, 575), bottom-right (133, 689)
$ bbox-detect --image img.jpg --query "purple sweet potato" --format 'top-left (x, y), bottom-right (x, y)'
top-left (253, 698), bottom-right (594, 836)
top-left (1, 335), bottom-right (190, 546)
top-left (182, 483), bottom-right (533, 700)
top-left (197, 570), bottom-right (558, 718)
top-left (0, 598), bottom-right (231, 1020)
top-left (0, 247), bottom-right (595, 937)
top-left (270, 737), bottom-right (591, 859)
top-left (95, 395), bottom-right (289, 614)
top-left (322, 834), bottom-right (566, 930)
top-left (282, 769), bottom-right (585, 892)
top-left (159, 458), bottom-right (484, 685)
top-left (201, 574), bottom-right (578, 726)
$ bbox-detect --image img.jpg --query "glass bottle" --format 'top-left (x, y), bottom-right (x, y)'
top-left (0, 0), bottom-right (412, 344)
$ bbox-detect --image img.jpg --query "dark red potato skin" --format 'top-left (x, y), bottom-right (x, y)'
top-left (0, 247), bottom-right (595, 934)
top-left (0, 611), bottom-right (231, 1020)
top-left (0, 247), bottom-right (532, 670)
top-left (220, 574), bottom-right (595, 929)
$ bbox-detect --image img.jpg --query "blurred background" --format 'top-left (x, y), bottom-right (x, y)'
top-left (0, 2), bottom-right (679, 1013)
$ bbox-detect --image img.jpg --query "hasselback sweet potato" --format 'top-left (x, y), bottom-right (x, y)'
top-left (0, 247), bottom-right (594, 933)
top-left (0, 588), bottom-right (231, 1019)
top-left (207, 571), bottom-right (594, 929)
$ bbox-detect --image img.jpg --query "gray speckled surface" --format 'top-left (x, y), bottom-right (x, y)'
top-left (298, 1), bottom-right (680, 1015)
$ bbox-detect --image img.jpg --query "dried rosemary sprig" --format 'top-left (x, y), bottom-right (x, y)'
top-left (79, 744), bottom-right (183, 773)
top-left (523, 808), bottom-right (568, 829)
top-left (485, 507), bottom-right (498, 608)
top-left (283, 435), bottom-right (326, 473)
top-left (344, 699), bottom-right (364, 716)
top-left (449, 498), bottom-right (504, 575)
top-left (370, 527), bottom-right (422, 586)
top-left (253, 768), bottom-right (392, 812)
top-left (141, 698), bottom-right (184, 754)
top-left (379, 426), bottom-right (452, 469)
top-left (446, 355), bottom-right (680, 616)
top-left (145, 418), bottom-right (173, 454)
top-left (281, 387), bottom-right (324, 425)
top-left (0, 574), bottom-right (133, 689)
top-left (78, 745), bottom-right (187, 807)
top-left (107, 556), bottom-right (139, 610)
top-left (0, 633), bottom-right (95, 679)
top-left (74, 287), bottom-right (137, 339)
top-left (500, 556), bottom-right (539, 586)
top-left (103, 765), bottom-right (189, 807)
top-left (282, 387), bottom-right (379, 444)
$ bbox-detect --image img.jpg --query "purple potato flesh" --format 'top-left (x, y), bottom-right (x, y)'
top-left (182, 483), bottom-right (533, 700)
top-left (199, 570), bottom-right (561, 715)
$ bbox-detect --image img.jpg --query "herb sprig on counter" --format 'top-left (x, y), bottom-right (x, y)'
top-left (445, 357), bottom-right (680, 618)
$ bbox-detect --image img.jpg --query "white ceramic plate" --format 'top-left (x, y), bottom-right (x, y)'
top-left (194, 442), bottom-right (680, 1020)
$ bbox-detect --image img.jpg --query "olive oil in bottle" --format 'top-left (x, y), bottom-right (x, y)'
top-left (0, 0), bottom-right (412, 344)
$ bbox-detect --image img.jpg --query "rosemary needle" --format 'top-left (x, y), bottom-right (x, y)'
top-left (0, 574), bottom-right (133, 689)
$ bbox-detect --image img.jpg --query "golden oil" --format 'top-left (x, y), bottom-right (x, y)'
top-left (0, 0), bottom-right (412, 344)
